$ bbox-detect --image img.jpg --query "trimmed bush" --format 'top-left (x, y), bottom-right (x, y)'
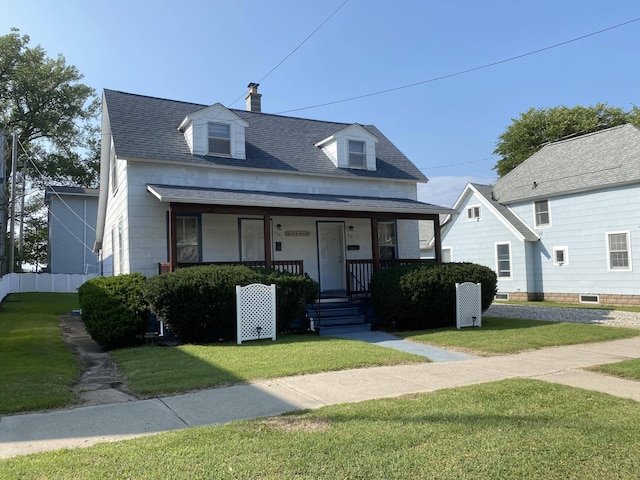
top-left (370, 262), bottom-right (497, 330)
top-left (144, 265), bottom-right (319, 343)
top-left (77, 273), bottom-right (148, 349)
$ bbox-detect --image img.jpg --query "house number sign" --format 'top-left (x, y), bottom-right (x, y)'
top-left (285, 230), bottom-right (310, 237)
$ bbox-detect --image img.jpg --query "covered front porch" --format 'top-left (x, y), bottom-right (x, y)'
top-left (150, 185), bottom-right (452, 295)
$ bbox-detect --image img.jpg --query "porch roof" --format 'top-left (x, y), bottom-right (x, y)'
top-left (147, 184), bottom-right (454, 217)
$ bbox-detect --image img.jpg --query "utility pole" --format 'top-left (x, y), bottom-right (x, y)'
top-left (18, 155), bottom-right (26, 270)
top-left (0, 127), bottom-right (6, 275)
top-left (9, 132), bottom-right (17, 273)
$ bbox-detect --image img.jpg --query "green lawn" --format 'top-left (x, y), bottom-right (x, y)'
top-left (0, 293), bottom-right (80, 414)
top-left (2, 379), bottom-right (639, 479)
top-left (112, 335), bottom-right (428, 397)
top-left (590, 358), bottom-right (640, 381)
top-left (396, 317), bottom-right (640, 355)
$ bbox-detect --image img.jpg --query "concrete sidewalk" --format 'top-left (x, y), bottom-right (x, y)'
top-left (1, 337), bottom-right (639, 459)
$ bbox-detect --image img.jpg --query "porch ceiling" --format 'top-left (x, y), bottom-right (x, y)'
top-left (147, 184), bottom-right (454, 218)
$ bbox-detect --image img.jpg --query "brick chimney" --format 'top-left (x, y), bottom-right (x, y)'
top-left (245, 82), bottom-right (262, 112)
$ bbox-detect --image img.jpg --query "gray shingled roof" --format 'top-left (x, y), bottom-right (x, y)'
top-left (147, 184), bottom-right (453, 215)
top-left (471, 183), bottom-right (539, 241)
top-left (493, 124), bottom-right (640, 203)
top-left (104, 89), bottom-right (428, 182)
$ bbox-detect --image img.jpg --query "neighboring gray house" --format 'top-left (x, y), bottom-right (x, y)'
top-left (45, 186), bottom-right (100, 274)
top-left (441, 124), bottom-right (640, 306)
top-left (94, 86), bottom-right (452, 294)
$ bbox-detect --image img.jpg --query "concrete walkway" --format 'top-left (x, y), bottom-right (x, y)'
top-left (1, 336), bottom-right (639, 459)
top-left (328, 331), bottom-right (479, 361)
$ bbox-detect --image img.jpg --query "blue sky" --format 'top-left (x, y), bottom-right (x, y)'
top-left (3, 0), bottom-right (640, 206)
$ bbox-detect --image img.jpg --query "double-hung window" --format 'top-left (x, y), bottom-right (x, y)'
top-left (534, 200), bottom-right (550, 227)
top-left (348, 140), bottom-right (366, 168)
top-left (607, 232), bottom-right (631, 271)
top-left (208, 122), bottom-right (231, 155)
top-left (496, 242), bottom-right (512, 278)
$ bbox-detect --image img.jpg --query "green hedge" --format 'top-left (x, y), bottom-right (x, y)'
top-left (370, 262), bottom-right (497, 330)
top-left (144, 265), bottom-right (319, 343)
top-left (77, 273), bottom-right (148, 349)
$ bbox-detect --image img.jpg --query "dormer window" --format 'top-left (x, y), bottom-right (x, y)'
top-left (208, 122), bottom-right (231, 156)
top-left (315, 123), bottom-right (379, 171)
top-left (179, 103), bottom-right (248, 159)
top-left (348, 140), bottom-right (366, 168)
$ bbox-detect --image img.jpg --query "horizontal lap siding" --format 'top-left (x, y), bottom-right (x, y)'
top-left (511, 185), bottom-right (640, 295)
top-left (442, 191), bottom-right (528, 293)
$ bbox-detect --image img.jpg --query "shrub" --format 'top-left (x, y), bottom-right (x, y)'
top-left (77, 273), bottom-right (148, 349)
top-left (252, 268), bottom-right (319, 332)
top-left (370, 262), bottom-right (497, 330)
top-left (144, 265), bottom-right (319, 342)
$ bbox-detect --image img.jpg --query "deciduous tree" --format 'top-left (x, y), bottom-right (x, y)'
top-left (493, 104), bottom-right (640, 177)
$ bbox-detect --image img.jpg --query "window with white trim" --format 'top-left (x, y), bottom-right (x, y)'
top-left (442, 247), bottom-right (452, 262)
top-left (534, 199), bottom-right (550, 227)
top-left (348, 140), bottom-right (366, 168)
top-left (607, 231), bottom-right (631, 271)
top-left (177, 216), bottom-right (201, 263)
top-left (467, 205), bottom-right (480, 220)
top-left (495, 242), bottom-right (512, 278)
top-left (553, 246), bottom-right (568, 266)
top-left (208, 122), bottom-right (231, 155)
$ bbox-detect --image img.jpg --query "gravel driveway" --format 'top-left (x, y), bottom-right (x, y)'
top-left (485, 303), bottom-right (640, 329)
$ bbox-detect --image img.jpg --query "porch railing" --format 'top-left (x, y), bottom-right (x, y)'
top-left (346, 258), bottom-right (437, 295)
top-left (158, 260), bottom-right (304, 275)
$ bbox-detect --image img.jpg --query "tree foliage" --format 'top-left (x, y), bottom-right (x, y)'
top-left (493, 103), bottom-right (640, 177)
top-left (0, 28), bottom-right (99, 187)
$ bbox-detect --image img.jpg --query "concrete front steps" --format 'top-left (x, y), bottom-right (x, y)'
top-left (307, 297), bottom-right (371, 336)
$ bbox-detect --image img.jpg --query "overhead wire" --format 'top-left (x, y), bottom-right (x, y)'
top-left (275, 16), bottom-right (640, 115)
top-left (227, 0), bottom-right (351, 107)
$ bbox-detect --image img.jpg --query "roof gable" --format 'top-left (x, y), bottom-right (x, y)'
top-left (493, 124), bottom-right (640, 203)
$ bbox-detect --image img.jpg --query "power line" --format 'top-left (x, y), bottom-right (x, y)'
top-left (228, 0), bottom-right (351, 107)
top-left (15, 137), bottom-right (96, 232)
top-left (276, 16), bottom-right (640, 115)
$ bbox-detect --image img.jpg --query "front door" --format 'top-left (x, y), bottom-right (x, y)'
top-left (317, 222), bottom-right (346, 293)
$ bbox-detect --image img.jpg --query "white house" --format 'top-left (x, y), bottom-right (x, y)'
top-left (93, 85), bottom-right (452, 295)
top-left (46, 186), bottom-right (100, 274)
top-left (441, 124), bottom-right (640, 306)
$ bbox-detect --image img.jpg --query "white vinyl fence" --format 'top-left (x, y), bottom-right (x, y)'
top-left (0, 273), bottom-right (97, 304)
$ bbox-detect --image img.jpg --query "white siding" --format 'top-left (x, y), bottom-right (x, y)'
top-left (111, 161), bottom-right (421, 278)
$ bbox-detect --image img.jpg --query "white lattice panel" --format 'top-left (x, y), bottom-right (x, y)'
top-left (236, 283), bottom-right (276, 344)
top-left (456, 282), bottom-right (482, 329)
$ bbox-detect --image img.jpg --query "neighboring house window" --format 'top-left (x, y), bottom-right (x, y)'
top-left (177, 215), bottom-right (201, 262)
top-left (553, 246), bottom-right (568, 266)
top-left (442, 247), bottom-right (452, 262)
top-left (495, 242), bottom-right (512, 278)
top-left (378, 221), bottom-right (396, 260)
top-left (534, 200), bottom-right (550, 227)
top-left (348, 140), bottom-right (366, 168)
top-left (467, 206), bottom-right (480, 221)
top-left (208, 122), bottom-right (231, 155)
top-left (607, 231), bottom-right (631, 271)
